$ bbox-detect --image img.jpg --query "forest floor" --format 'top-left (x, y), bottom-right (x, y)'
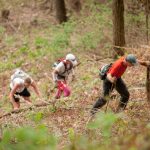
top-left (0, 0), bottom-right (150, 149)
top-left (1, 53), bottom-right (150, 149)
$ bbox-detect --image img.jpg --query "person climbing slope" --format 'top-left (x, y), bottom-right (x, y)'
top-left (52, 53), bottom-right (78, 99)
top-left (91, 54), bottom-right (150, 114)
top-left (9, 69), bottom-right (41, 110)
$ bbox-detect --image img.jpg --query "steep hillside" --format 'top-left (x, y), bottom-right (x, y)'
top-left (0, 0), bottom-right (150, 150)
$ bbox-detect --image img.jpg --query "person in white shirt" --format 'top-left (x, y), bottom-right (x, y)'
top-left (52, 53), bottom-right (78, 99)
top-left (9, 70), bottom-right (40, 110)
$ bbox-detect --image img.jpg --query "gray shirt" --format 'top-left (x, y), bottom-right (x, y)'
top-left (52, 61), bottom-right (74, 81)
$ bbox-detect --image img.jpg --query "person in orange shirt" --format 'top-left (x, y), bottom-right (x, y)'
top-left (91, 54), bottom-right (150, 114)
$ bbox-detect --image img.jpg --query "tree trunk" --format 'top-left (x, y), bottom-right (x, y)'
top-left (146, 0), bottom-right (149, 43)
top-left (145, 0), bottom-right (150, 102)
top-left (112, 0), bottom-right (125, 58)
top-left (146, 66), bottom-right (150, 102)
top-left (55, 0), bottom-right (67, 23)
top-left (1, 9), bottom-right (10, 20)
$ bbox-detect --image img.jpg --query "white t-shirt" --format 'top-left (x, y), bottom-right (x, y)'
top-left (10, 78), bottom-right (25, 93)
top-left (55, 62), bottom-right (72, 77)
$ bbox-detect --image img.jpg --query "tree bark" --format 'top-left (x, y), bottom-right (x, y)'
top-left (146, 0), bottom-right (149, 43)
top-left (112, 0), bottom-right (125, 58)
top-left (55, 0), bottom-right (67, 23)
top-left (146, 66), bottom-right (150, 102)
top-left (145, 0), bottom-right (150, 102)
top-left (1, 9), bottom-right (10, 20)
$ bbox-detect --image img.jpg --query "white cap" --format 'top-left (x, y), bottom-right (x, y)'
top-left (66, 53), bottom-right (78, 67)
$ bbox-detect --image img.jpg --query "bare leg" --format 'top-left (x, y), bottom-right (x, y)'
top-left (23, 96), bottom-right (32, 105)
top-left (12, 101), bottom-right (20, 110)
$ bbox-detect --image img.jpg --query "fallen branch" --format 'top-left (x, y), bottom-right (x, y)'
top-left (128, 86), bottom-right (145, 91)
top-left (0, 101), bottom-right (53, 119)
top-left (0, 100), bottom-right (93, 119)
top-left (113, 45), bottom-right (150, 50)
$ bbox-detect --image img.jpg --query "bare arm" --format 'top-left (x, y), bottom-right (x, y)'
top-left (9, 84), bottom-right (20, 108)
top-left (71, 68), bottom-right (75, 81)
top-left (106, 73), bottom-right (117, 83)
top-left (138, 60), bottom-right (150, 67)
top-left (31, 81), bottom-right (40, 97)
top-left (52, 69), bottom-right (58, 82)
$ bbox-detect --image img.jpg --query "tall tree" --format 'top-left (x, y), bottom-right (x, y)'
top-left (145, 0), bottom-right (150, 102)
top-left (145, 0), bottom-right (149, 43)
top-left (112, 0), bottom-right (125, 58)
top-left (55, 0), bottom-right (67, 23)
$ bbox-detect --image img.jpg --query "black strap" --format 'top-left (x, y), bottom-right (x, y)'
top-left (61, 60), bottom-right (73, 73)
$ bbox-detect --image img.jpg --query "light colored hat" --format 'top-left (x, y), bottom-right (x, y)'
top-left (66, 53), bottom-right (78, 67)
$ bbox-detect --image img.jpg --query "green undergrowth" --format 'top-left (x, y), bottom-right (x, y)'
top-left (0, 112), bottom-right (122, 150)
top-left (0, 126), bottom-right (57, 150)
top-left (0, 1), bottom-right (112, 72)
top-left (1, 0), bottom-right (150, 149)
top-left (1, 111), bottom-right (150, 150)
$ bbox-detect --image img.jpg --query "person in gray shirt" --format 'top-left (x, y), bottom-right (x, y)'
top-left (52, 53), bottom-right (78, 99)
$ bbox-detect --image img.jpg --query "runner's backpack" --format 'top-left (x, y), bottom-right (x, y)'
top-left (99, 63), bottom-right (112, 80)
top-left (11, 69), bottom-right (30, 82)
top-left (53, 58), bottom-right (65, 68)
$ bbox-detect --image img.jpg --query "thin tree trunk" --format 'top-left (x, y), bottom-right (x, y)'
top-left (146, 0), bottom-right (150, 102)
top-left (112, 0), bottom-right (125, 58)
top-left (146, 66), bottom-right (150, 102)
top-left (146, 0), bottom-right (149, 43)
top-left (1, 9), bottom-right (10, 20)
top-left (55, 0), bottom-right (67, 23)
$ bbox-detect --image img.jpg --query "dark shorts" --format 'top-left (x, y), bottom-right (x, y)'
top-left (13, 88), bottom-right (30, 102)
top-left (57, 74), bottom-right (66, 80)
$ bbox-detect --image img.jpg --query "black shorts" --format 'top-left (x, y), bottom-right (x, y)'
top-left (57, 75), bottom-right (66, 80)
top-left (13, 88), bottom-right (30, 102)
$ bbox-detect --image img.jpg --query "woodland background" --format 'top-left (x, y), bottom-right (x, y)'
top-left (0, 0), bottom-right (150, 150)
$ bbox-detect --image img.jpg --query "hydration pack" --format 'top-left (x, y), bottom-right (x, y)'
top-left (99, 63), bottom-right (112, 80)
top-left (11, 69), bottom-right (29, 82)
